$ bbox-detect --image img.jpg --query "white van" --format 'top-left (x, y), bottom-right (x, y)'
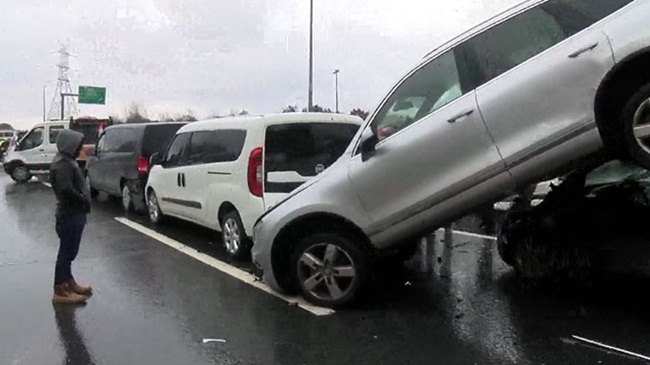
top-left (3, 122), bottom-right (67, 182)
top-left (3, 118), bottom-right (110, 182)
top-left (145, 113), bottom-right (363, 258)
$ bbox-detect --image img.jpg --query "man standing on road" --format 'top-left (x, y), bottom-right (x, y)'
top-left (50, 129), bottom-right (93, 304)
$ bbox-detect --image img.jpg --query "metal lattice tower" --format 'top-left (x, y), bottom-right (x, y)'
top-left (47, 46), bottom-right (77, 120)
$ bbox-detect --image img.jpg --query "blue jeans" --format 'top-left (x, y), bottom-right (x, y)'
top-left (54, 214), bottom-right (87, 285)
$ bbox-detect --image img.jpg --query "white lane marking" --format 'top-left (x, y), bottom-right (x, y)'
top-left (42, 182), bottom-right (52, 188)
top-left (572, 335), bottom-right (650, 361)
top-left (448, 229), bottom-right (497, 241)
top-left (115, 217), bottom-right (335, 316)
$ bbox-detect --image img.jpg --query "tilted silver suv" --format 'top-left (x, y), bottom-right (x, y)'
top-left (253, 0), bottom-right (650, 307)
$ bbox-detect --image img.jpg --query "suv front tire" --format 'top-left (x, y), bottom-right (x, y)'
top-left (291, 232), bottom-right (368, 308)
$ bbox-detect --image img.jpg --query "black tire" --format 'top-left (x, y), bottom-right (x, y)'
top-left (496, 220), bottom-right (516, 267)
top-left (146, 190), bottom-right (165, 224)
top-left (621, 83), bottom-right (650, 170)
top-left (221, 211), bottom-right (251, 259)
top-left (10, 165), bottom-right (31, 183)
top-left (291, 232), bottom-right (369, 308)
top-left (85, 175), bottom-right (99, 199)
top-left (121, 184), bottom-right (134, 212)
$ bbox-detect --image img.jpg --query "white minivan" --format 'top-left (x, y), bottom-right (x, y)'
top-left (145, 113), bottom-right (363, 258)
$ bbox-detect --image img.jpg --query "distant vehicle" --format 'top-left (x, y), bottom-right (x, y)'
top-left (86, 122), bottom-right (187, 212)
top-left (3, 117), bottom-right (112, 183)
top-left (252, 0), bottom-right (649, 307)
top-left (0, 130), bottom-right (15, 141)
top-left (146, 113), bottom-right (363, 258)
top-left (0, 130), bottom-right (15, 160)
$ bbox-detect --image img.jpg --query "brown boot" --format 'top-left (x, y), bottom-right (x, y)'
top-left (66, 279), bottom-right (93, 296)
top-left (52, 284), bottom-right (87, 305)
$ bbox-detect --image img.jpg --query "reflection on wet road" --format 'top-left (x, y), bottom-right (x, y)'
top-left (1, 174), bottom-right (650, 364)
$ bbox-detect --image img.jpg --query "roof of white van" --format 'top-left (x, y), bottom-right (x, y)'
top-left (179, 113), bottom-right (364, 133)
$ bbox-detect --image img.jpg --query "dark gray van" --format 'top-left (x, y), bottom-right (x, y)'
top-left (86, 122), bottom-right (186, 211)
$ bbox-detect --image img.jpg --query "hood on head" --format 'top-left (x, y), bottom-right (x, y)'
top-left (56, 129), bottom-right (85, 157)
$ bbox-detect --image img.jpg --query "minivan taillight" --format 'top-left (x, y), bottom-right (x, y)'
top-left (138, 156), bottom-right (150, 175)
top-left (248, 147), bottom-right (263, 197)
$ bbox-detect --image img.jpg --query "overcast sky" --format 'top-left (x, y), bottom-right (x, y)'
top-left (0, 0), bottom-right (520, 129)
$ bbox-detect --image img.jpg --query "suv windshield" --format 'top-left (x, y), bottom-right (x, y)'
top-left (264, 122), bottom-right (359, 193)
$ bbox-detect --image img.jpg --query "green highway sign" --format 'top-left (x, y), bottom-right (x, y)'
top-left (78, 86), bottom-right (106, 105)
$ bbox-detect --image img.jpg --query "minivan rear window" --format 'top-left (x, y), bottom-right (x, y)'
top-left (143, 123), bottom-right (186, 157)
top-left (264, 123), bottom-right (360, 193)
top-left (101, 127), bottom-right (140, 153)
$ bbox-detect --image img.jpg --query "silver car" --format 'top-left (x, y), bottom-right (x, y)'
top-left (253, 0), bottom-right (650, 307)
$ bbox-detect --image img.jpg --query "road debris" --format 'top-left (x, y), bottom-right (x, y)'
top-left (202, 339), bottom-right (226, 344)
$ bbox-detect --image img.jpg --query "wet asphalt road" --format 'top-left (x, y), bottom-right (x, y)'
top-left (2, 173), bottom-right (650, 365)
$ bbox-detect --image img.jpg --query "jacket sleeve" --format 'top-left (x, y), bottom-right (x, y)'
top-left (52, 163), bottom-right (90, 208)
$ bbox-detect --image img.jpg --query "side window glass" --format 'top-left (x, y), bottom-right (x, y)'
top-left (49, 126), bottom-right (65, 144)
top-left (20, 127), bottom-right (44, 150)
top-left (188, 131), bottom-right (209, 164)
top-left (164, 133), bottom-right (191, 167)
top-left (542, 0), bottom-right (633, 36)
top-left (102, 131), bottom-right (117, 152)
top-left (372, 50), bottom-right (463, 140)
top-left (189, 130), bottom-right (246, 164)
top-left (465, 8), bottom-right (566, 82)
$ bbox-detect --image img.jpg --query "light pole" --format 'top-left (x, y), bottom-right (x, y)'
top-left (308, 0), bottom-right (314, 112)
top-left (43, 85), bottom-right (47, 122)
top-left (333, 69), bottom-right (340, 113)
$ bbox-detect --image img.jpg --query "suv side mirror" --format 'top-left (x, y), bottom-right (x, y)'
top-left (150, 152), bottom-right (162, 167)
top-left (360, 130), bottom-right (379, 162)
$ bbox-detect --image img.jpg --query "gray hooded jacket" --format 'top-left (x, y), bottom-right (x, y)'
top-left (50, 129), bottom-right (91, 219)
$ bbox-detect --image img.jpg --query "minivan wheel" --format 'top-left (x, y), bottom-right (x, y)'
top-left (221, 211), bottom-right (251, 259)
top-left (291, 233), bottom-right (368, 308)
top-left (621, 83), bottom-right (650, 170)
top-left (11, 165), bottom-right (31, 183)
top-left (147, 190), bottom-right (165, 224)
top-left (85, 175), bottom-right (99, 199)
top-left (121, 185), bottom-right (134, 212)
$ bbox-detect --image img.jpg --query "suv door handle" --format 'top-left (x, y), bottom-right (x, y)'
top-left (181, 173), bottom-right (186, 188)
top-left (568, 42), bottom-right (599, 58)
top-left (448, 110), bottom-right (474, 123)
top-left (177, 173), bottom-right (181, 187)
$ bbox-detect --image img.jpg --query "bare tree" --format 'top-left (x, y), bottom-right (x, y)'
top-left (282, 105), bottom-right (298, 113)
top-left (124, 102), bottom-right (150, 123)
top-left (350, 108), bottom-right (370, 120)
top-left (302, 104), bottom-right (332, 113)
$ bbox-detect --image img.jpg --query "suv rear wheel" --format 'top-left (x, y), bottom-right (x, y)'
top-left (622, 83), bottom-right (650, 169)
top-left (291, 232), bottom-right (368, 308)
